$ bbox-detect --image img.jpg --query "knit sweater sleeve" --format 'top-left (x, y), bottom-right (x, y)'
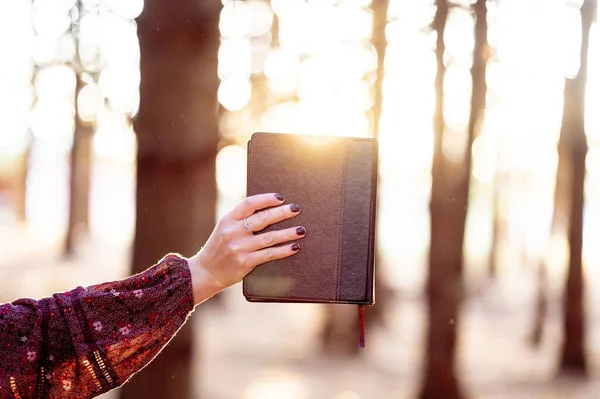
top-left (0, 254), bottom-right (195, 399)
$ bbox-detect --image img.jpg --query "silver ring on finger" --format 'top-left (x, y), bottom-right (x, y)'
top-left (243, 217), bottom-right (255, 234)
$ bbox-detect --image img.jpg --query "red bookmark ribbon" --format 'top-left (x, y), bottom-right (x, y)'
top-left (358, 305), bottom-right (365, 348)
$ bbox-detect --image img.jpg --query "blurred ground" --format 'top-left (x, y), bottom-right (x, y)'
top-left (2, 220), bottom-right (600, 399)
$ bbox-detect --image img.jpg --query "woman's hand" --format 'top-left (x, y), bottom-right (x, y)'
top-left (187, 193), bottom-right (306, 305)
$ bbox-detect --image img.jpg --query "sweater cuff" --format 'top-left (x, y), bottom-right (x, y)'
top-left (53, 253), bottom-right (195, 389)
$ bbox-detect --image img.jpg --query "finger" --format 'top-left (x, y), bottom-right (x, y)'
top-left (246, 203), bottom-right (301, 233)
top-left (230, 193), bottom-right (285, 220)
top-left (247, 226), bottom-right (306, 251)
top-left (247, 243), bottom-right (301, 267)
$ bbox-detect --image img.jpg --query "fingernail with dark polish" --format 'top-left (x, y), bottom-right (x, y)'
top-left (296, 226), bottom-right (306, 236)
top-left (275, 193), bottom-right (285, 201)
top-left (291, 243), bottom-right (300, 251)
top-left (290, 204), bottom-right (301, 213)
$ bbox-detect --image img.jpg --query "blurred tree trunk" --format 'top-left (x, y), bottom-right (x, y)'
top-left (320, 0), bottom-right (389, 354)
top-left (488, 172), bottom-right (502, 278)
top-left (530, 117), bottom-right (571, 347)
top-left (15, 143), bottom-right (30, 222)
top-left (366, 0), bottom-right (394, 330)
top-left (421, 1), bottom-right (459, 396)
top-left (271, 6), bottom-right (279, 46)
top-left (557, 0), bottom-right (596, 376)
top-left (64, 77), bottom-right (94, 257)
top-left (531, 250), bottom-right (548, 347)
top-left (119, 1), bottom-right (221, 398)
top-left (371, 0), bottom-right (387, 142)
top-left (420, 0), bottom-right (486, 397)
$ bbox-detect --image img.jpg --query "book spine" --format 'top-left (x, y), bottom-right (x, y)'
top-left (337, 139), bottom-right (377, 305)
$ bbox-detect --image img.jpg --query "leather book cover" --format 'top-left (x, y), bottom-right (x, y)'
top-left (243, 132), bottom-right (378, 306)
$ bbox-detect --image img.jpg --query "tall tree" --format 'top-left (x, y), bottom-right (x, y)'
top-left (530, 248), bottom-right (549, 346)
top-left (420, 0), bottom-right (487, 397)
top-left (319, 0), bottom-right (389, 354)
top-left (468, 0), bottom-right (489, 176)
top-left (64, 2), bottom-right (95, 256)
top-left (558, 0), bottom-right (596, 375)
top-left (421, 1), bottom-right (460, 395)
top-left (365, 0), bottom-right (395, 331)
top-left (472, 0), bottom-right (493, 281)
top-left (15, 142), bottom-right (30, 223)
top-left (530, 120), bottom-right (571, 346)
top-left (371, 0), bottom-right (387, 143)
top-left (64, 76), bottom-right (94, 256)
top-left (488, 171), bottom-right (503, 278)
top-left (119, 0), bottom-right (221, 398)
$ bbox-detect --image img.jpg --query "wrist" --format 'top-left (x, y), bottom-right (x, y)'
top-left (187, 251), bottom-right (226, 305)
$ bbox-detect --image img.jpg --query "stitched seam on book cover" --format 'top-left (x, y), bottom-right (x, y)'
top-left (367, 143), bottom-right (378, 302)
top-left (335, 140), bottom-right (348, 302)
top-left (246, 137), bottom-right (254, 198)
top-left (337, 139), bottom-right (375, 303)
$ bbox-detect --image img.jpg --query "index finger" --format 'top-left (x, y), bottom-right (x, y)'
top-left (230, 193), bottom-right (285, 220)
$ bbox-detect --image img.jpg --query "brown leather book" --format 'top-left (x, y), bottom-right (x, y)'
top-left (243, 132), bottom-right (378, 306)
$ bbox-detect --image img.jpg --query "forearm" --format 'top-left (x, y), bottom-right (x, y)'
top-left (187, 252), bottom-right (226, 305)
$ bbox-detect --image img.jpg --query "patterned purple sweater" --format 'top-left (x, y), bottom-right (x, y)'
top-left (0, 254), bottom-right (195, 399)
